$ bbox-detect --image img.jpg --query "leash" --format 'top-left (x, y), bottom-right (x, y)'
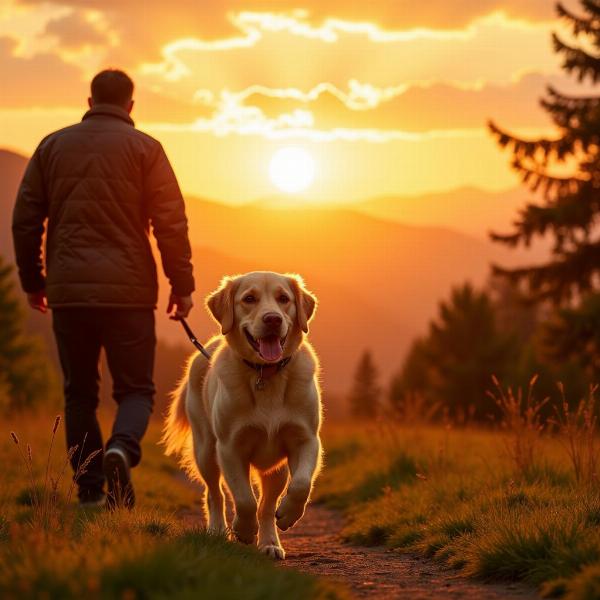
top-left (175, 317), bottom-right (212, 360)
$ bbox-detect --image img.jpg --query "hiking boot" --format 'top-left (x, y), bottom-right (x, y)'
top-left (103, 446), bottom-right (135, 510)
top-left (79, 490), bottom-right (106, 508)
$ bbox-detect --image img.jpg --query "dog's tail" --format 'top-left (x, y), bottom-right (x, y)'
top-left (161, 358), bottom-right (193, 459)
top-left (161, 344), bottom-right (219, 481)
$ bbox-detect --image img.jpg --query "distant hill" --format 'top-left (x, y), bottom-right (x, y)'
top-left (351, 186), bottom-right (529, 240)
top-left (0, 149), bottom-right (548, 395)
top-left (0, 149), bottom-right (28, 262)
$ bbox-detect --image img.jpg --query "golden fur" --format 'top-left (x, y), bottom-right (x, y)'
top-left (162, 272), bottom-right (322, 559)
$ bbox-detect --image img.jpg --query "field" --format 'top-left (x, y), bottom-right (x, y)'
top-left (0, 411), bottom-right (347, 600)
top-left (317, 399), bottom-right (600, 600)
top-left (4, 391), bottom-right (600, 599)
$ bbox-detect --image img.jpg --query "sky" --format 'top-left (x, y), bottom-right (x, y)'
top-left (0, 0), bottom-right (586, 203)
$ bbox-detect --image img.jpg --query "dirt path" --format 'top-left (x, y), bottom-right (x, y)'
top-left (281, 504), bottom-right (538, 600)
top-left (175, 474), bottom-right (537, 599)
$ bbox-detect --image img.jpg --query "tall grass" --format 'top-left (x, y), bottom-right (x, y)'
top-left (1, 413), bottom-right (348, 599)
top-left (9, 416), bottom-right (100, 529)
top-left (317, 378), bottom-right (600, 597)
top-left (390, 392), bottom-right (442, 426)
top-left (553, 383), bottom-right (600, 486)
top-left (488, 374), bottom-right (548, 479)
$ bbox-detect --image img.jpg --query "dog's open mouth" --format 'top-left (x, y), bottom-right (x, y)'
top-left (244, 328), bottom-right (286, 362)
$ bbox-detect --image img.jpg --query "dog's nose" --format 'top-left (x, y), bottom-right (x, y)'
top-left (262, 312), bottom-right (283, 327)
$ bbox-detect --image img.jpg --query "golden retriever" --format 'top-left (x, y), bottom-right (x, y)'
top-left (162, 271), bottom-right (322, 559)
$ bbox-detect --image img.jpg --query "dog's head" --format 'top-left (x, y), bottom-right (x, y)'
top-left (206, 272), bottom-right (317, 363)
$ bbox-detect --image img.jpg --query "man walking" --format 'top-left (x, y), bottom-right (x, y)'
top-left (12, 69), bottom-right (195, 508)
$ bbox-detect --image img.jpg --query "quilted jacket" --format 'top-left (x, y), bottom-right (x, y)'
top-left (12, 103), bottom-right (194, 308)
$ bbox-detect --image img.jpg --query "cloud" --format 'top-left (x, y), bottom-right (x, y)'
top-left (134, 88), bottom-right (213, 123)
top-left (241, 73), bottom-right (574, 133)
top-left (4, 2), bottom-right (563, 126)
top-left (0, 33), bottom-right (215, 122)
top-left (146, 96), bottom-right (494, 144)
top-left (135, 13), bottom-right (559, 103)
top-left (44, 11), bottom-right (109, 50)
top-left (10, 2), bottom-right (559, 92)
top-left (1, 1), bottom-right (569, 143)
top-left (0, 36), bottom-right (85, 107)
top-left (17, 0), bottom-right (555, 55)
top-left (141, 70), bottom-right (580, 143)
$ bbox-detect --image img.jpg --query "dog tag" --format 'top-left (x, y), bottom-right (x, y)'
top-left (255, 366), bottom-right (266, 390)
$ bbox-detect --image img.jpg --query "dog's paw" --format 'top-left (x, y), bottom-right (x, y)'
top-left (232, 515), bottom-right (258, 545)
top-left (206, 522), bottom-right (228, 537)
top-left (276, 496), bottom-right (305, 531)
top-left (259, 543), bottom-right (286, 560)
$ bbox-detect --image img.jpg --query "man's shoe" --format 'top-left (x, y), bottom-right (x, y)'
top-left (79, 492), bottom-right (106, 508)
top-left (103, 446), bottom-right (135, 510)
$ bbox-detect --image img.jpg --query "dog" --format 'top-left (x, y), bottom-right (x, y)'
top-left (162, 271), bottom-right (322, 559)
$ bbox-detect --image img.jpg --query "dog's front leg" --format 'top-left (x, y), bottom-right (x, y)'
top-left (276, 435), bottom-right (321, 531)
top-left (217, 442), bottom-right (258, 544)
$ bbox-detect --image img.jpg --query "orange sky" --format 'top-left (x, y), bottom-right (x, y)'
top-left (0, 0), bottom-right (587, 203)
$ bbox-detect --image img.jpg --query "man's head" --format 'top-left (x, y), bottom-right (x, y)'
top-left (88, 69), bottom-right (134, 113)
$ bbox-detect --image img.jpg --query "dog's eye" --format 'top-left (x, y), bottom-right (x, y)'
top-left (278, 294), bottom-right (290, 304)
top-left (243, 294), bottom-right (256, 303)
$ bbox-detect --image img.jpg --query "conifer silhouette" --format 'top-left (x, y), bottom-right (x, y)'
top-left (489, 1), bottom-right (600, 373)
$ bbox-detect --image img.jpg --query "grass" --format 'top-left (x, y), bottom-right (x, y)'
top-left (6, 384), bottom-right (600, 599)
top-left (0, 411), bottom-right (349, 600)
top-left (316, 408), bottom-right (600, 599)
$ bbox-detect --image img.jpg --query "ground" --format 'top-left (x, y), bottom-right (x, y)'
top-left (283, 504), bottom-right (537, 599)
top-left (2, 411), bottom-right (600, 599)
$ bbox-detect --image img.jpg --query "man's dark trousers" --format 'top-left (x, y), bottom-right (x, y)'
top-left (52, 308), bottom-right (156, 501)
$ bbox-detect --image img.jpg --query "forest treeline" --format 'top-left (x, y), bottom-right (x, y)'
top-left (348, 277), bottom-right (590, 423)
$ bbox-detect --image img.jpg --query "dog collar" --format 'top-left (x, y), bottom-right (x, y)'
top-left (243, 356), bottom-right (292, 390)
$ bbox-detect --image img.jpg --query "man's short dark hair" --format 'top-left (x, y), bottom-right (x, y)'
top-left (91, 69), bottom-right (134, 107)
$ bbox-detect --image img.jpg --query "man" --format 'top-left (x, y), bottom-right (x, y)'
top-left (12, 69), bottom-right (195, 508)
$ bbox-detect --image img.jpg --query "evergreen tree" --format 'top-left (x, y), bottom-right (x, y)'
top-left (391, 283), bottom-right (516, 421)
top-left (0, 255), bottom-right (57, 412)
top-left (488, 276), bottom-right (587, 411)
top-left (489, 0), bottom-right (600, 377)
top-left (389, 338), bottom-right (430, 411)
top-left (348, 350), bottom-right (381, 419)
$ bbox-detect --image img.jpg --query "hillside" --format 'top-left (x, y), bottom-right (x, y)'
top-left (351, 186), bottom-right (528, 239)
top-left (0, 149), bottom-right (27, 261)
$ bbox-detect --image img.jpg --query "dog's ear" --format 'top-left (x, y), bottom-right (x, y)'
top-left (287, 275), bottom-right (317, 334)
top-left (206, 277), bottom-right (238, 335)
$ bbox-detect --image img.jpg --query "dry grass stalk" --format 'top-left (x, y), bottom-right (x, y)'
top-left (553, 383), bottom-right (599, 486)
top-left (9, 416), bottom-right (102, 528)
top-left (10, 430), bottom-right (39, 506)
top-left (392, 392), bottom-right (442, 426)
top-left (489, 374), bottom-right (548, 478)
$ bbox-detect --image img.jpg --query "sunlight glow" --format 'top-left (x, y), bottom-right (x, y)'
top-left (269, 146), bottom-right (315, 193)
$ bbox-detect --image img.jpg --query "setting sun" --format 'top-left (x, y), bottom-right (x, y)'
top-left (269, 147), bottom-right (316, 194)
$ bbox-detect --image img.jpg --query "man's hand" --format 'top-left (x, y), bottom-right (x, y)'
top-left (27, 290), bottom-right (48, 313)
top-left (167, 293), bottom-right (193, 320)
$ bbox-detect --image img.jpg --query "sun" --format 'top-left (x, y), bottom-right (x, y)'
top-left (269, 147), bottom-right (315, 194)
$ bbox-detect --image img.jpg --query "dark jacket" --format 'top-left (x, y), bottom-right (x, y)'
top-left (12, 104), bottom-right (194, 308)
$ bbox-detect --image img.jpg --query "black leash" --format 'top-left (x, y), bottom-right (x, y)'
top-left (176, 317), bottom-right (212, 360)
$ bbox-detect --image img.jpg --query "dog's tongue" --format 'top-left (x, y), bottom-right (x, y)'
top-left (259, 335), bottom-right (283, 362)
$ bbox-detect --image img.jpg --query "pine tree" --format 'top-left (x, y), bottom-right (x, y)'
top-left (389, 338), bottom-right (430, 412)
top-left (489, 1), bottom-right (600, 375)
top-left (391, 283), bottom-right (516, 421)
top-left (348, 350), bottom-right (381, 419)
top-left (0, 255), bottom-right (57, 412)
